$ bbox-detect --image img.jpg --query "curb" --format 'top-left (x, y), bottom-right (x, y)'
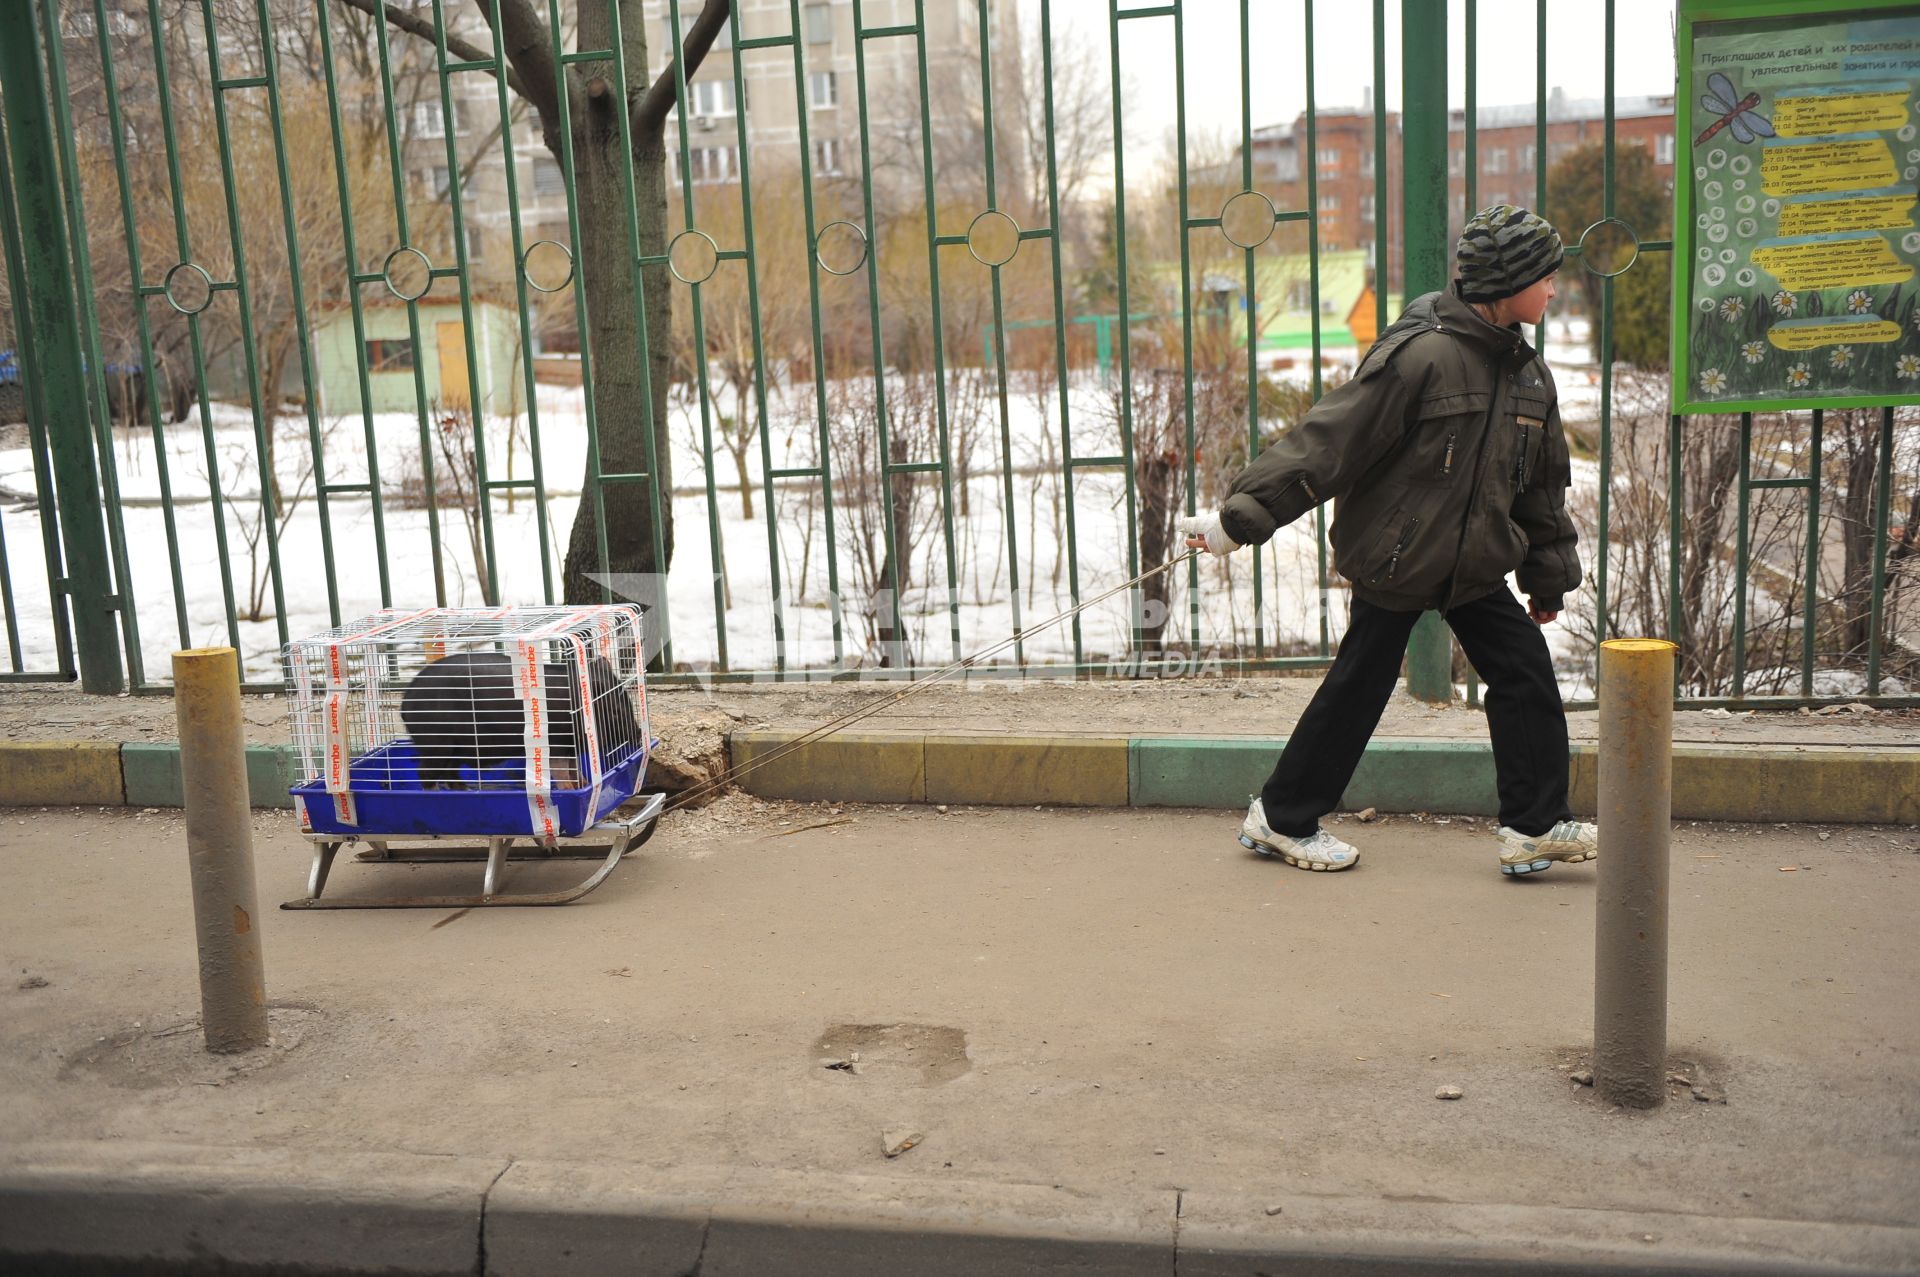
top-left (1, 1142), bottom-right (1913, 1275)
top-left (4, 736), bottom-right (1915, 826)
top-left (0, 743), bottom-right (297, 811)
top-left (730, 731), bottom-right (1920, 825)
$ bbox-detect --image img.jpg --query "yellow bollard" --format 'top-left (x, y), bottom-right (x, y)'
top-left (173, 647), bottom-right (269, 1053)
top-left (1593, 638), bottom-right (1676, 1109)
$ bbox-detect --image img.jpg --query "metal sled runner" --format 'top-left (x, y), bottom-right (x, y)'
top-left (283, 792), bottom-right (664, 910)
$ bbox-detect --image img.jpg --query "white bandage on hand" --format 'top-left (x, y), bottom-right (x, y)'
top-left (1179, 512), bottom-right (1241, 557)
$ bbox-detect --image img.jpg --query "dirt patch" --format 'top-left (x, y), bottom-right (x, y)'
top-left (56, 1004), bottom-right (321, 1090)
top-left (813, 1022), bottom-right (972, 1086)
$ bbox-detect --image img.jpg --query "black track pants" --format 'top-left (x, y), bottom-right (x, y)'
top-left (1259, 586), bottom-right (1572, 838)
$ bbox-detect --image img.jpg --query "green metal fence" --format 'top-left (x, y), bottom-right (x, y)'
top-left (0, 0), bottom-right (1914, 706)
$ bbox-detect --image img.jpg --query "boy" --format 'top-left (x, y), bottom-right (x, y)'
top-left (1179, 205), bottom-right (1596, 877)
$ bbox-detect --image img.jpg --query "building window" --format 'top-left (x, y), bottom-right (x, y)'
top-left (809, 70), bottom-right (837, 109)
top-left (688, 145), bottom-right (737, 184)
top-left (1360, 193), bottom-right (1374, 222)
top-left (366, 339), bottom-right (414, 372)
top-left (1655, 132), bottom-right (1675, 165)
top-left (1318, 192), bottom-right (1339, 211)
top-left (415, 100), bottom-right (446, 138)
top-left (1521, 143), bottom-right (1536, 172)
top-left (1486, 147), bottom-right (1508, 174)
top-left (691, 78), bottom-right (735, 118)
top-left (533, 157), bottom-right (565, 197)
top-left (1316, 146), bottom-right (1340, 171)
top-left (430, 166), bottom-right (451, 196)
top-left (805, 3), bottom-right (832, 45)
top-left (812, 137), bottom-right (843, 175)
top-left (1449, 147), bottom-right (1464, 176)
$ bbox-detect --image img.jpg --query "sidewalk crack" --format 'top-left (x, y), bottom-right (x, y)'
top-left (1172, 1188), bottom-right (1184, 1277)
top-left (682, 1211), bottom-right (713, 1277)
top-left (475, 1156), bottom-right (515, 1277)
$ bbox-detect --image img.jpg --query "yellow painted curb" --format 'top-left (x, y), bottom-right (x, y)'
top-left (1670, 747), bottom-right (1919, 825)
top-left (924, 735), bottom-right (1129, 807)
top-left (730, 731), bottom-right (925, 804)
top-left (1571, 744), bottom-right (1918, 824)
top-left (0, 742), bottom-right (126, 807)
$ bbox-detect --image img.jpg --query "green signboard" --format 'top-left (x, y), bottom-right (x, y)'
top-left (1674, 0), bottom-right (1920, 412)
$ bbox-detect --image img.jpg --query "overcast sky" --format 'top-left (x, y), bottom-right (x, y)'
top-left (1022, 0), bottom-right (1680, 179)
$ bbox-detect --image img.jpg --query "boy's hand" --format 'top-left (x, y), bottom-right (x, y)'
top-left (1180, 512), bottom-right (1241, 557)
top-left (1527, 600), bottom-right (1559, 625)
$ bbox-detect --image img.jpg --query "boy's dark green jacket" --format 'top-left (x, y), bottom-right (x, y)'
top-left (1219, 287), bottom-right (1583, 614)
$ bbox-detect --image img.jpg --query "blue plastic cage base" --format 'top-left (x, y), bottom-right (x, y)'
top-left (292, 739), bottom-right (648, 839)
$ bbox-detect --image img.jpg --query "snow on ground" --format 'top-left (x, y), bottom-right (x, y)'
top-left (0, 317), bottom-right (1857, 696)
top-left (0, 369), bottom-right (1346, 685)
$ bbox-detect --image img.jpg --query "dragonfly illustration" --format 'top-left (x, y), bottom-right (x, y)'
top-left (1695, 71), bottom-right (1775, 145)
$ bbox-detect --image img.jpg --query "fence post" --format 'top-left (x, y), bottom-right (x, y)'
top-left (0, 3), bottom-right (124, 692)
top-left (1399, 0), bottom-right (1452, 703)
top-left (174, 647), bottom-right (270, 1054)
top-left (1593, 638), bottom-right (1675, 1108)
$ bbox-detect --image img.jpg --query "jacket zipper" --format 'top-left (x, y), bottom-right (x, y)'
top-left (1514, 425), bottom-right (1529, 492)
top-left (1372, 516), bottom-right (1421, 584)
top-left (1442, 433), bottom-right (1456, 476)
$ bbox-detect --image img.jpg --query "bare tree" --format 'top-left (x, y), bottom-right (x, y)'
top-left (336, 0), bottom-right (734, 617)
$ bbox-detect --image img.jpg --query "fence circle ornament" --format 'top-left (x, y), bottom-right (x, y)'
top-left (380, 246), bottom-right (435, 302)
top-left (162, 261), bottom-right (216, 316)
top-left (814, 220), bottom-right (870, 276)
top-left (1219, 190), bottom-right (1277, 249)
top-left (667, 229), bottom-right (720, 285)
top-left (520, 239), bottom-right (575, 294)
top-left (1575, 217), bottom-right (1640, 279)
top-left (966, 209), bottom-right (1021, 267)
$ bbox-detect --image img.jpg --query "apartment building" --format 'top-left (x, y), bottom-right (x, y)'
top-left (642, 0), bottom-right (1018, 191)
top-left (1448, 87), bottom-right (1677, 211)
top-left (1245, 87), bottom-right (1676, 296)
top-left (1246, 90), bottom-right (1406, 292)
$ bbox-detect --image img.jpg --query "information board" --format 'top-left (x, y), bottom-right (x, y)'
top-left (1674, 0), bottom-right (1920, 413)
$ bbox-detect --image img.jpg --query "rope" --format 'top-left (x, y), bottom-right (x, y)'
top-left (655, 548), bottom-right (1203, 816)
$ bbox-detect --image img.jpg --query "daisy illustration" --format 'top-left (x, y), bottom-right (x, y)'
top-left (1829, 345), bottom-right (1854, 369)
top-left (1699, 367), bottom-right (1729, 394)
top-left (1899, 353), bottom-right (1920, 380)
top-left (1846, 289), bottom-right (1875, 315)
top-left (1771, 290), bottom-right (1797, 317)
top-left (1741, 340), bottom-right (1767, 364)
top-left (1718, 295), bottom-right (1746, 323)
top-left (1786, 362), bottom-right (1811, 388)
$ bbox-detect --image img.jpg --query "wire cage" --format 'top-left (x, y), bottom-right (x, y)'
top-left (284, 605), bottom-right (651, 841)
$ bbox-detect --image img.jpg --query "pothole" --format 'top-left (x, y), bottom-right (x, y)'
top-left (58, 1004), bottom-right (321, 1090)
top-left (812, 1022), bottom-right (970, 1085)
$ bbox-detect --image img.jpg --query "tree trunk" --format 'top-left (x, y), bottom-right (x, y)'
top-left (1136, 448), bottom-right (1176, 653)
top-left (731, 438), bottom-right (754, 520)
top-left (562, 12), bottom-right (676, 613)
top-left (876, 433), bottom-right (914, 666)
top-left (1838, 410), bottom-right (1880, 658)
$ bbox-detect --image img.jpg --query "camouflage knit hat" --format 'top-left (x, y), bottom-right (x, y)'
top-left (1455, 205), bottom-right (1563, 304)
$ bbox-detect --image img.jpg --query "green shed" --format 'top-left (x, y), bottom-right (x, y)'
top-left (314, 298), bottom-right (521, 417)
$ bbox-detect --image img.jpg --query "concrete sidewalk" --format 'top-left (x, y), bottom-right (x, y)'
top-left (2, 803), bottom-right (1916, 1274)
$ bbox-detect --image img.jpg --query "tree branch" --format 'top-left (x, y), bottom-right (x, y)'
top-left (328, 0), bottom-right (536, 107)
top-left (634, 0), bottom-right (731, 139)
top-left (484, 0), bottom-right (562, 127)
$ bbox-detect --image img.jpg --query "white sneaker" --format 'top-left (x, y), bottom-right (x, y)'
top-left (1495, 820), bottom-right (1598, 876)
top-left (1239, 798), bottom-right (1359, 871)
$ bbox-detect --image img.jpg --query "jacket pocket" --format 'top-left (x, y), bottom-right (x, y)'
top-left (1363, 512), bottom-right (1423, 587)
top-left (1509, 392), bottom-right (1551, 493)
top-left (1407, 391), bottom-right (1489, 487)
